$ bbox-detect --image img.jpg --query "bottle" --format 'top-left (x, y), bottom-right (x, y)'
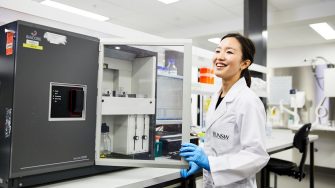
top-left (101, 123), bottom-right (112, 157)
top-left (197, 131), bottom-right (206, 148)
top-left (199, 67), bottom-right (214, 84)
top-left (167, 59), bottom-right (178, 76)
top-left (157, 65), bottom-right (168, 75)
top-left (154, 135), bottom-right (163, 157)
top-left (288, 115), bottom-right (294, 127)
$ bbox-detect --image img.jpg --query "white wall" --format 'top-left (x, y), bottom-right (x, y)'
top-left (268, 43), bottom-right (335, 68)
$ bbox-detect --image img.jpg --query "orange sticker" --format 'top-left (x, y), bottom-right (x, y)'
top-left (6, 32), bottom-right (14, 56)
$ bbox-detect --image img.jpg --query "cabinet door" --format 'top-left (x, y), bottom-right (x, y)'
top-left (96, 39), bottom-right (192, 168)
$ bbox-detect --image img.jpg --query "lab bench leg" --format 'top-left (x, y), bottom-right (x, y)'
top-left (181, 175), bottom-right (196, 188)
top-left (310, 142), bottom-right (314, 188)
top-left (260, 168), bottom-right (269, 188)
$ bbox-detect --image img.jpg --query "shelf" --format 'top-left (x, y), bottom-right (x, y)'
top-left (156, 119), bottom-right (182, 125)
top-left (157, 73), bottom-right (183, 80)
top-left (101, 97), bottom-right (155, 115)
top-left (191, 82), bottom-right (218, 96)
top-left (192, 82), bottom-right (267, 97)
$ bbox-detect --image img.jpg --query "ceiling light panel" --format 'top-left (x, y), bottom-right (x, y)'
top-left (208, 38), bottom-right (221, 44)
top-left (157, 0), bottom-right (180, 4)
top-left (309, 22), bottom-right (335, 40)
top-left (40, 0), bottom-right (109, 21)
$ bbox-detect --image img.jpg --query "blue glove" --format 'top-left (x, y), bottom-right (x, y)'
top-left (179, 143), bottom-right (210, 171)
top-left (180, 161), bottom-right (200, 178)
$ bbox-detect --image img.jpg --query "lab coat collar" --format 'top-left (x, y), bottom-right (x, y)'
top-left (205, 78), bottom-right (247, 131)
top-left (222, 78), bottom-right (247, 103)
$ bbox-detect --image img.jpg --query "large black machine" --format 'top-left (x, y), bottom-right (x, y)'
top-left (0, 20), bottom-right (111, 188)
top-left (0, 20), bottom-right (190, 188)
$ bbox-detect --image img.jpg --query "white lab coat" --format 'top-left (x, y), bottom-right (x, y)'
top-left (203, 78), bottom-right (269, 188)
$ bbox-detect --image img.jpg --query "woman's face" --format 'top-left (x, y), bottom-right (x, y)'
top-left (212, 37), bottom-right (244, 81)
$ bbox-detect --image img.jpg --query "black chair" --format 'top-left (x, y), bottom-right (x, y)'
top-left (265, 123), bottom-right (312, 188)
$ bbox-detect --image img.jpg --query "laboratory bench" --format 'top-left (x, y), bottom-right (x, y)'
top-left (35, 167), bottom-right (186, 188)
top-left (262, 128), bottom-right (319, 188)
top-left (289, 124), bottom-right (335, 132)
top-left (33, 129), bottom-right (318, 188)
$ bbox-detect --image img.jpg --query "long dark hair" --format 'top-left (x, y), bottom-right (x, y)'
top-left (221, 33), bottom-right (255, 88)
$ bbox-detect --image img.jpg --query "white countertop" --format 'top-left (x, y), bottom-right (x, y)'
top-left (273, 123), bottom-right (335, 132)
top-left (291, 124), bottom-right (335, 132)
top-left (36, 167), bottom-right (180, 188)
top-left (37, 129), bottom-right (318, 188)
top-left (265, 129), bottom-right (318, 154)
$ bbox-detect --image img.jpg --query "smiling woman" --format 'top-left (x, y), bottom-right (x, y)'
top-left (180, 33), bottom-right (269, 188)
top-left (213, 33), bottom-right (255, 90)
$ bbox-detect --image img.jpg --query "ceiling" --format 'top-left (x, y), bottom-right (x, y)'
top-left (3, 0), bottom-right (335, 52)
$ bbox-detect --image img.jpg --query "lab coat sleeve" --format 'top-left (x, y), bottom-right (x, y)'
top-left (208, 97), bottom-right (270, 186)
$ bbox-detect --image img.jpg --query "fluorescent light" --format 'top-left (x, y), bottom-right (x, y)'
top-left (262, 30), bottom-right (268, 39)
top-left (157, 0), bottom-right (180, 4)
top-left (309, 22), bottom-right (335, 40)
top-left (208, 37), bottom-right (221, 44)
top-left (41, 0), bottom-right (109, 21)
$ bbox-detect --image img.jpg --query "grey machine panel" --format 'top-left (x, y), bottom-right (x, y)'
top-left (0, 21), bottom-right (99, 178)
top-left (0, 21), bottom-right (17, 184)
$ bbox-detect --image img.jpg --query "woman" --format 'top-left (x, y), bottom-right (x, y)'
top-left (180, 33), bottom-right (269, 188)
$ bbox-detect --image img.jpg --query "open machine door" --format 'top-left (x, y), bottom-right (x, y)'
top-left (95, 39), bottom-right (192, 168)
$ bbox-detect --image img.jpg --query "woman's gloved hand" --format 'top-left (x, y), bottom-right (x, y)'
top-left (180, 161), bottom-right (200, 178)
top-left (179, 143), bottom-right (210, 171)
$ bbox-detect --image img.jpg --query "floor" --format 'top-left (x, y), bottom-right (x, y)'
top-left (192, 167), bottom-right (335, 188)
top-left (272, 169), bottom-right (335, 188)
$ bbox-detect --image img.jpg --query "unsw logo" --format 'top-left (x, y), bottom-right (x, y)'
top-left (213, 131), bottom-right (229, 140)
top-left (26, 30), bottom-right (42, 41)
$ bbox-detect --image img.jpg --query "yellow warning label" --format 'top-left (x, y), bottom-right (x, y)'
top-left (23, 43), bottom-right (43, 50)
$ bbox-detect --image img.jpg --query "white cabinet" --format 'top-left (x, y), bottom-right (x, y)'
top-left (96, 39), bottom-right (192, 168)
top-left (112, 115), bottom-right (150, 154)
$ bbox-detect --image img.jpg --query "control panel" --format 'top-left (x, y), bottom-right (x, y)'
top-left (49, 82), bottom-right (87, 121)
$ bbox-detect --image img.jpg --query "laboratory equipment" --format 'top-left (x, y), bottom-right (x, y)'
top-left (99, 44), bottom-right (155, 159)
top-left (269, 76), bottom-right (292, 105)
top-left (314, 68), bottom-right (335, 127)
top-left (160, 135), bottom-right (198, 159)
top-left (0, 21), bottom-right (99, 187)
top-left (279, 89), bottom-right (305, 126)
top-left (112, 115), bottom-right (150, 155)
top-left (268, 76), bottom-right (296, 127)
top-left (96, 39), bottom-right (192, 168)
top-left (305, 56), bottom-right (335, 127)
top-left (0, 20), bottom-right (192, 187)
top-left (267, 106), bottom-right (284, 127)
